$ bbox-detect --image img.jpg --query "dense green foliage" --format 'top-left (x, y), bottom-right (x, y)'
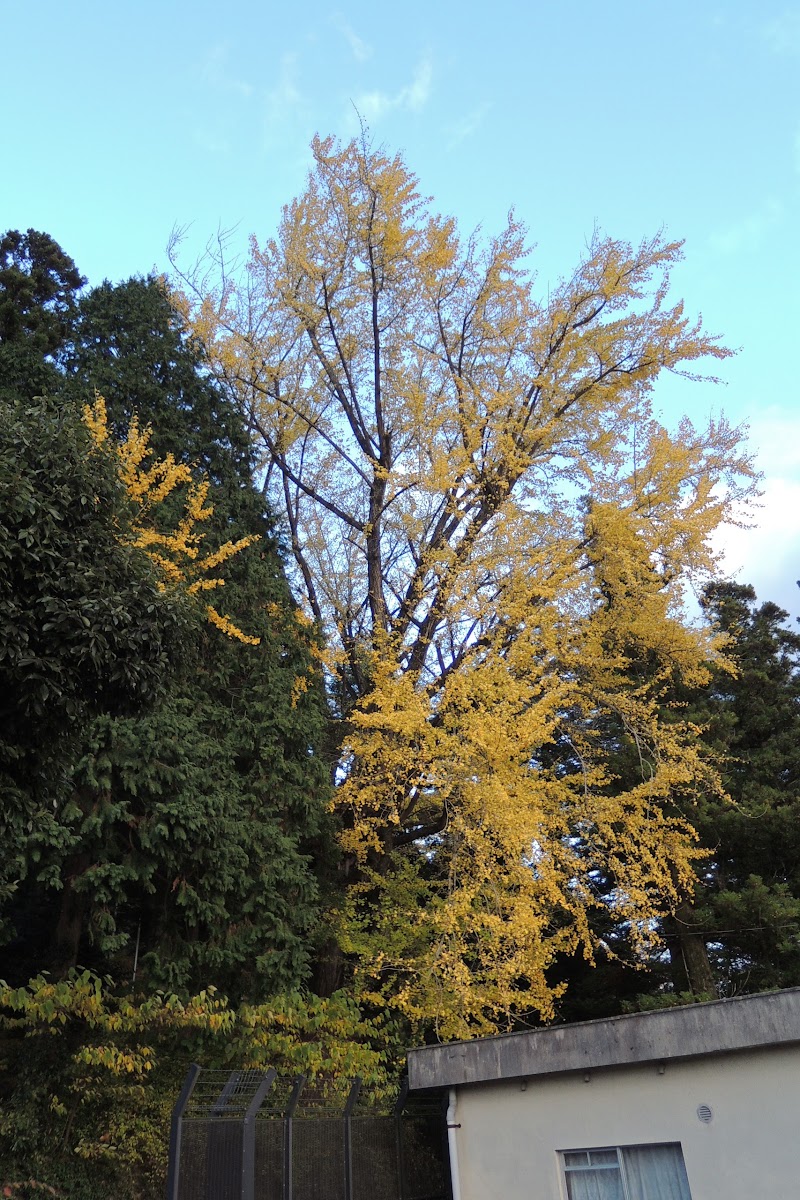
top-left (63, 275), bottom-right (253, 506)
top-left (0, 230), bottom-right (84, 400)
top-left (0, 264), bottom-right (334, 991)
top-left (0, 235), bottom-right (347, 1196)
top-left (0, 393), bottom-right (189, 946)
top-left (676, 582), bottom-right (800, 993)
top-left (48, 275), bottom-right (333, 997)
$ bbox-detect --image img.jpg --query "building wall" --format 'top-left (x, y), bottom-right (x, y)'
top-left (451, 1043), bottom-right (800, 1200)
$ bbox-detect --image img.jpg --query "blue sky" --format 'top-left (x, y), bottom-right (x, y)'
top-left (3, 0), bottom-right (799, 616)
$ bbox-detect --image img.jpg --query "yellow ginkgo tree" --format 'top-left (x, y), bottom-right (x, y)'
top-left (172, 135), bottom-right (758, 1036)
top-left (83, 394), bottom-right (259, 644)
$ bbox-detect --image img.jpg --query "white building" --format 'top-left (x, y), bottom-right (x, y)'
top-left (407, 988), bottom-right (800, 1200)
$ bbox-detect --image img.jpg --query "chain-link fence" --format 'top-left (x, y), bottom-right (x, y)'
top-left (166, 1067), bottom-right (449, 1200)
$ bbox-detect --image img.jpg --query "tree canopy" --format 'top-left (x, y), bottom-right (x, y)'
top-left (63, 278), bottom-right (334, 995)
top-left (64, 274), bottom-right (254, 502)
top-left (0, 391), bottom-right (190, 943)
top-left (173, 135), bottom-right (758, 1035)
top-left (0, 250), bottom-right (346, 1197)
top-left (0, 229), bottom-right (85, 399)
top-left (0, 257), bottom-right (333, 996)
top-left (674, 582), bottom-right (800, 995)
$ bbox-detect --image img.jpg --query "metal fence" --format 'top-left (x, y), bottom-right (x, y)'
top-left (166, 1067), bottom-right (450, 1200)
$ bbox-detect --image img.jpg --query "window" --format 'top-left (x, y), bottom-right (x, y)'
top-left (561, 1143), bottom-right (692, 1200)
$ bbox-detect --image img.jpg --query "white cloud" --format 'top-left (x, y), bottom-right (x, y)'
top-left (405, 58), bottom-right (432, 111)
top-left (353, 56), bottom-right (433, 124)
top-left (711, 407), bottom-right (800, 618)
top-left (264, 53), bottom-right (309, 137)
top-left (446, 103), bottom-right (492, 150)
top-left (713, 480), bottom-right (800, 618)
top-left (746, 407), bottom-right (800, 476)
top-left (332, 15), bottom-right (372, 62)
top-left (193, 43), bottom-right (254, 156)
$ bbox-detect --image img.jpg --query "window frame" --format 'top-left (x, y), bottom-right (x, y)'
top-left (559, 1141), bottom-right (691, 1200)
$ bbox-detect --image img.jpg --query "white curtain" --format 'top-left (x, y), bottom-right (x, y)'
top-left (622, 1145), bottom-right (692, 1200)
top-left (565, 1170), bottom-right (625, 1200)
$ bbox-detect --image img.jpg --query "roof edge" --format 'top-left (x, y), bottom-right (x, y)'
top-left (407, 988), bottom-right (800, 1091)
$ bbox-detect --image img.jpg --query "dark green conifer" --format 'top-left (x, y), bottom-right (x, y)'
top-left (0, 245), bottom-right (333, 996)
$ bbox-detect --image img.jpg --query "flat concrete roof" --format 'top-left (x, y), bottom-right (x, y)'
top-left (407, 988), bottom-right (800, 1091)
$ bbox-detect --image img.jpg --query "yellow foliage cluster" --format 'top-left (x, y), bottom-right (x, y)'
top-left (83, 394), bottom-right (259, 644)
top-left (173, 136), bottom-right (759, 1036)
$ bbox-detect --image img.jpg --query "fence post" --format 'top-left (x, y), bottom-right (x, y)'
top-left (394, 1078), bottom-right (410, 1200)
top-left (283, 1075), bottom-right (306, 1200)
top-left (207, 1072), bottom-right (241, 1200)
top-left (212, 1072), bottom-right (241, 1115)
top-left (241, 1069), bottom-right (277, 1200)
top-left (343, 1078), bottom-right (362, 1200)
top-left (165, 1063), bottom-right (201, 1200)
top-left (441, 1091), bottom-right (454, 1200)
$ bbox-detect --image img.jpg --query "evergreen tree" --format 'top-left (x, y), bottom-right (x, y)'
top-left (43, 275), bottom-right (333, 995)
top-left (0, 249), bottom-right (333, 996)
top-left (684, 582), bottom-right (800, 993)
top-left (0, 392), bottom-right (189, 946)
top-left (0, 229), bottom-right (84, 398)
top-left (63, 275), bottom-right (252, 506)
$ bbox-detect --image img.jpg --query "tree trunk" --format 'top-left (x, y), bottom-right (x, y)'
top-left (51, 861), bottom-right (89, 976)
top-left (311, 935), bottom-right (345, 997)
top-left (664, 901), bottom-right (716, 998)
